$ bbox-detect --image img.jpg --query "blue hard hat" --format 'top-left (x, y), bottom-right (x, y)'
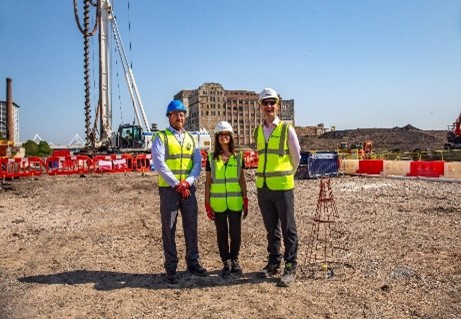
top-left (166, 100), bottom-right (186, 116)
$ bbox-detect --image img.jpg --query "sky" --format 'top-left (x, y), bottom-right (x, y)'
top-left (1, 0), bottom-right (461, 145)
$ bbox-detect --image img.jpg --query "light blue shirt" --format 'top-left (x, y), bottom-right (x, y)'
top-left (151, 126), bottom-right (202, 187)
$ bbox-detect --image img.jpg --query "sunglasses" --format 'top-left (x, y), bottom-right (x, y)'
top-left (261, 100), bottom-right (277, 106)
top-left (219, 133), bottom-right (231, 137)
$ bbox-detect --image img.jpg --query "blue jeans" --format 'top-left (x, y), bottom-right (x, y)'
top-left (257, 185), bottom-right (298, 265)
top-left (159, 185), bottom-right (199, 273)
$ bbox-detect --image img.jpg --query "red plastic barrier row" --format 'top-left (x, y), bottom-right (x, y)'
top-left (352, 159), bottom-right (446, 178)
top-left (198, 150), bottom-right (259, 169)
top-left (1, 154), bottom-right (153, 178)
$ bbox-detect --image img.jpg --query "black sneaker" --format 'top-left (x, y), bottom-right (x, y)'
top-left (277, 263), bottom-right (297, 287)
top-left (256, 262), bottom-right (281, 278)
top-left (231, 259), bottom-right (243, 275)
top-left (221, 260), bottom-right (232, 278)
top-left (187, 262), bottom-right (208, 277)
top-left (166, 271), bottom-right (179, 284)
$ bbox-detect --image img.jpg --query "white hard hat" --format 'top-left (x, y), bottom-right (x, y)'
top-left (259, 88), bottom-right (279, 103)
top-left (214, 121), bottom-right (234, 135)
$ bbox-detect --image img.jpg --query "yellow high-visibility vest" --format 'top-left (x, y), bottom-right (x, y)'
top-left (254, 122), bottom-right (294, 190)
top-left (209, 152), bottom-right (243, 212)
top-left (157, 129), bottom-right (195, 187)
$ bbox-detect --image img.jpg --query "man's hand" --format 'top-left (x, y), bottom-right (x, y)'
top-left (175, 180), bottom-right (190, 192)
top-left (174, 181), bottom-right (191, 199)
top-left (243, 197), bottom-right (249, 219)
top-left (205, 202), bottom-right (215, 221)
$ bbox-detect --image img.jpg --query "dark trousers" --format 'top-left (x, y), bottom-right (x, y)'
top-left (257, 185), bottom-right (298, 265)
top-left (159, 185), bottom-right (199, 273)
top-left (214, 210), bottom-right (242, 262)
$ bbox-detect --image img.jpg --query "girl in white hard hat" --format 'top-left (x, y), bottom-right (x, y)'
top-left (205, 121), bottom-right (248, 277)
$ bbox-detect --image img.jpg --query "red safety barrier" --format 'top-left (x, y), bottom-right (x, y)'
top-left (52, 149), bottom-right (71, 157)
top-left (408, 161), bottom-right (444, 178)
top-left (243, 150), bottom-right (258, 169)
top-left (93, 154), bottom-right (134, 173)
top-left (134, 154), bottom-right (152, 172)
top-left (113, 154), bottom-right (134, 173)
top-left (25, 156), bottom-right (46, 176)
top-left (74, 155), bottom-right (92, 174)
top-left (356, 159), bottom-right (384, 175)
top-left (200, 150), bottom-right (208, 168)
top-left (1, 157), bottom-right (46, 178)
top-left (46, 155), bottom-right (90, 175)
top-left (4, 158), bottom-right (28, 178)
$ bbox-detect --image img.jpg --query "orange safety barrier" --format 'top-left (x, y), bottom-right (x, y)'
top-left (25, 156), bottom-right (46, 176)
top-left (200, 150), bottom-right (208, 168)
top-left (134, 154), bottom-right (152, 172)
top-left (46, 155), bottom-right (91, 175)
top-left (52, 149), bottom-right (71, 157)
top-left (356, 159), bottom-right (384, 175)
top-left (93, 154), bottom-right (134, 173)
top-left (243, 150), bottom-right (258, 169)
top-left (1, 157), bottom-right (46, 178)
top-left (74, 155), bottom-right (93, 174)
top-left (408, 160), bottom-right (444, 178)
top-left (113, 154), bottom-right (134, 173)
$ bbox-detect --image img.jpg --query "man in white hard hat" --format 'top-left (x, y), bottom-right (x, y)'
top-left (253, 88), bottom-right (301, 287)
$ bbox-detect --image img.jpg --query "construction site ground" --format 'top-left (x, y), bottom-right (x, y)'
top-left (1, 171), bottom-right (460, 319)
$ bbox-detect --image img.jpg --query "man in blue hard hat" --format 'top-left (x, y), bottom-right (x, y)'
top-left (151, 100), bottom-right (208, 284)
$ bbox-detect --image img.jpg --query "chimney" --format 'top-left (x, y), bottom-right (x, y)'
top-left (6, 77), bottom-right (14, 145)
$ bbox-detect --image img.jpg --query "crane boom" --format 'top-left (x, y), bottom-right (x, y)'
top-left (111, 17), bottom-right (151, 132)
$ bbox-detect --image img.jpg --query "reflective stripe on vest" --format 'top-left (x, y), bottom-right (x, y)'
top-left (209, 152), bottom-right (243, 212)
top-left (254, 122), bottom-right (294, 190)
top-left (157, 129), bottom-right (195, 187)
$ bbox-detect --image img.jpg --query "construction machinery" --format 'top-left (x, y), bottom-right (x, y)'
top-left (445, 112), bottom-right (461, 149)
top-left (73, 0), bottom-right (210, 154)
top-left (337, 140), bottom-right (373, 159)
top-left (362, 139), bottom-right (373, 158)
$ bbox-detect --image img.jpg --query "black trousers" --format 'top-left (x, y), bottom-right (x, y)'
top-left (159, 186), bottom-right (199, 274)
top-left (214, 210), bottom-right (242, 262)
top-left (257, 185), bottom-right (298, 265)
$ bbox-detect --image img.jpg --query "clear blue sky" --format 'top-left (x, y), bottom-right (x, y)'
top-left (1, 0), bottom-right (461, 144)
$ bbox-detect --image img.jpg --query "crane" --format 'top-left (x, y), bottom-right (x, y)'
top-left (73, 0), bottom-right (154, 153)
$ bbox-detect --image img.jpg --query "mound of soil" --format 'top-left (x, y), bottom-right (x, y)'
top-left (300, 125), bottom-right (447, 152)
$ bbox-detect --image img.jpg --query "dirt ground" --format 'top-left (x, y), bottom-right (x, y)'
top-left (0, 171), bottom-right (460, 319)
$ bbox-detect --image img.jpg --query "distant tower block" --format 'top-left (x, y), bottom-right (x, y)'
top-left (302, 177), bottom-right (353, 279)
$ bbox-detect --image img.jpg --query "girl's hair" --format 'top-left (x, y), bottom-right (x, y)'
top-left (213, 133), bottom-right (235, 159)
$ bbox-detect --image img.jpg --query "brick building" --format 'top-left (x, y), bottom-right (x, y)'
top-left (175, 82), bottom-right (295, 147)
